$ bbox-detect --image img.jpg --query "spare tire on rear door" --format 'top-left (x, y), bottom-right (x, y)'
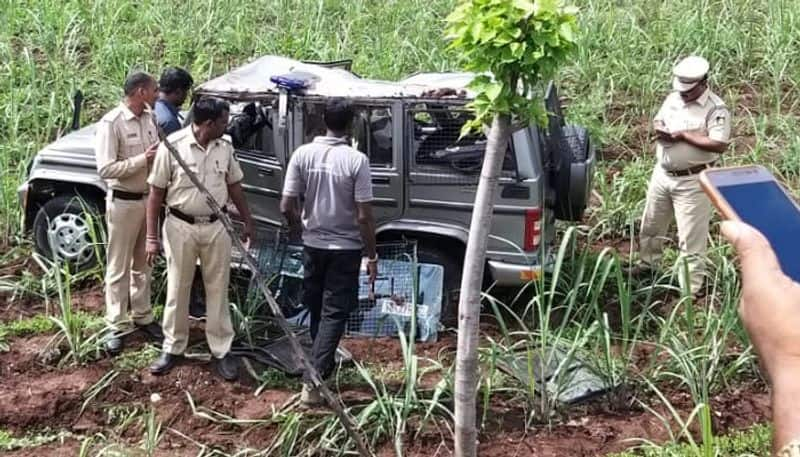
top-left (543, 82), bottom-right (596, 221)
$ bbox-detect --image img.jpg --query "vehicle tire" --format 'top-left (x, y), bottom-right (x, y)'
top-left (417, 245), bottom-right (462, 326)
top-left (33, 195), bottom-right (103, 270)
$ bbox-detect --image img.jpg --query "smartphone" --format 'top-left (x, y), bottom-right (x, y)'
top-left (700, 165), bottom-right (800, 281)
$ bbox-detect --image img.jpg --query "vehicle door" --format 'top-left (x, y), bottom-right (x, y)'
top-left (404, 103), bottom-right (530, 260)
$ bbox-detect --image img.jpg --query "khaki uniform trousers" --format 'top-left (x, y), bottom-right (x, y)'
top-left (105, 196), bottom-right (153, 330)
top-left (161, 215), bottom-right (234, 358)
top-left (639, 167), bottom-right (712, 294)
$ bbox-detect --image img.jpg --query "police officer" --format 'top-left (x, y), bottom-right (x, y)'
top-left (145, 97), bottom-right (254, 381)
top-left (633, 56), bottom-right (732, 296)
top-left (95, 72), bottom-right (164, 354)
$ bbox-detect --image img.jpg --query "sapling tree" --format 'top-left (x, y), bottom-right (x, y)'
top-left (445, 1), bottom-right (579, 455)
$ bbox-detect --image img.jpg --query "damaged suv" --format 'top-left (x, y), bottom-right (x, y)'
top-left (18, 55), bottom-right (595, 318)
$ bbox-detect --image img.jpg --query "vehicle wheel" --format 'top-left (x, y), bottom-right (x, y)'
top-left (33, 195), bottom-right (103, 270)
top-left (417, 245), bottom-right (462, 326)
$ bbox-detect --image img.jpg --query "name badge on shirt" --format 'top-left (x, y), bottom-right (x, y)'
top-left (127, 133), bottom-right (138, 139)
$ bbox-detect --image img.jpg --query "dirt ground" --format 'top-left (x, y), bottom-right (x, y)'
top-left (0, 286), bottom-right (771, 456)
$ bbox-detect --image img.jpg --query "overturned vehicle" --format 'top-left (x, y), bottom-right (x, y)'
top-left (18, 55), bottom-right (595, 321)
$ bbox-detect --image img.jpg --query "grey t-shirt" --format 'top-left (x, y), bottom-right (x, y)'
top-left (283, 136), bottom-right (373, 250)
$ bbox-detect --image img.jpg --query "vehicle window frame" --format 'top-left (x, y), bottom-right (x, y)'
top-left (226, 101), bottom-right (277, 159)
top-left (299, 100), bottom-right (394, 168)
top-left (406, 105), bottom-right (518, 178)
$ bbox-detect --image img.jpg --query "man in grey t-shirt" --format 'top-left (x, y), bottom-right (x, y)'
top-left (281, 98), bottom-right (378, 406)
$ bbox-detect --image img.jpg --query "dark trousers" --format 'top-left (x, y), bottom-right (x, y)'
top-left (302, 246), bottom-right (361, 381)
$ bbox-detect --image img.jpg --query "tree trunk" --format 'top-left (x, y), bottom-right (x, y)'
top-left (454, 113), bottom-right (512, 457)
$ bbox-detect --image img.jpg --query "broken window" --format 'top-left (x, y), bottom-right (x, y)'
top-left (409, 105), bottom-right (516, 176)
top-left (226, 101), bottom-right (275, 157)
top-left (301, 101), bottom-right (393, 167)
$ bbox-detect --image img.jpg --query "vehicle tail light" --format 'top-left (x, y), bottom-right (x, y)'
top-left (523, 208), bottom-right (541, 251)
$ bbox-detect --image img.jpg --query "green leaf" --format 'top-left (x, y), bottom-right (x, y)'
top-left (559, 22), bottom-right (576, 42)
top-left (485, 83), bottom-right (503, 101)
top-left (446, 0), bottom-right (579, 121)
top-left (480, 27), bottom-right (498, 43)
top-left (512, 0), bottom-right (535, 17)
top-left (509, 41), bottom-right (527, 58)
top-left (471, 21), bottom-right (484, 42)
top-left (534, 0), bottom-right (558, 16)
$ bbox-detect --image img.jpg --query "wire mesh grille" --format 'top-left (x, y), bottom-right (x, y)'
top-left (408, 106), bottom-right (516, 185)
top-left (230, 223), bottom-right (442, 341)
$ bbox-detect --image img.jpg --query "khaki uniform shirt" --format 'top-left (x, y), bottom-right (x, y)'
top-left (95, 103), bottom-right (157, 193)
top-left (147, 126), bottom-right (244, 217)
top-left (654, 89), bottom-right (731, 171)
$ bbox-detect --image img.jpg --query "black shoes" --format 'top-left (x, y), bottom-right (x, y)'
top-left (216, 353), bottom-right (239, 381)
top-left (149, 352), bottom-right (180, 375)
top-left (136, 322), bottom-right (164, 341)
top-left (147, 350), bottom-right (238, 381)
top-left (104, 334), bottom-right (123, 355)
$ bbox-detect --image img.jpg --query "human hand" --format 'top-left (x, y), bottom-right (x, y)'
top-left (366, 260), bottom-right (378, 285)
top-left (146, 238), bottom-right (161, 266)
top-left (668, 130), bottom-right (684, 141)
top-left (720, 221), bottom-right (800, 379)
top-left (145, 143), bottom-right (159, 164)
top-left (241, 219), bottom-right (254, 244)
top-left (654, 125), bottom-right (676, 142)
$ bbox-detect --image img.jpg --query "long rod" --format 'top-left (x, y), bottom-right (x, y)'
top-left (155, 125), bottom-right (373, 457)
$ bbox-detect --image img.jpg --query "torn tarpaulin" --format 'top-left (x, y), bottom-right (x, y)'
top-left (231, 327), bottom-right (352, 377)
top-left (496, 346), bottom-right (615, 404)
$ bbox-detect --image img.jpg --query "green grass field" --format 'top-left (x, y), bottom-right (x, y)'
top-left (1, 0), bottom-right (799, 455)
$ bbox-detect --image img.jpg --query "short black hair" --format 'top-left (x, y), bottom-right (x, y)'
top-left (323, 98), bottom-right (354, 132)
top-left (193, 97), bottom-right (230, 124)
top-left (123, 72), bottom-right (156, 96)
top-left (159, 67), bottom-right (194, 94)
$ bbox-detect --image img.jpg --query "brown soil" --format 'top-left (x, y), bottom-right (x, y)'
top-left (375, 381), bottom-right (770, 457)
top-left (4, 441), bottom-right (82, 457)
top-left (0, 329), bottom-right (772, 456)
top-left (0, 285), bottom-right (104, 322)
top-left (341, 332), bottom-right (457, 364)
top-left (0, 366), bottom-right (108, 430)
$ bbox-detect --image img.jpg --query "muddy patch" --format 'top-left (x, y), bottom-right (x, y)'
top-left (0, 285), bottom-right (104, 322)
top-left (341, 332), bottom-right (457, 365)
top-left (0, 363), bottom-right (107, 430)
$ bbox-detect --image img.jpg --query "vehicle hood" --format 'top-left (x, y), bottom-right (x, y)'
top-left (42, 123), bottom-right (97, 156)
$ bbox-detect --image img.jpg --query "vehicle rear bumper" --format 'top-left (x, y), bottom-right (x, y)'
top-left (487, 259), bottom-right (542, 286)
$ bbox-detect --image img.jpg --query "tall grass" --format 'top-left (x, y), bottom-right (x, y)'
top-left (0, 0), bottom-right (458, 236)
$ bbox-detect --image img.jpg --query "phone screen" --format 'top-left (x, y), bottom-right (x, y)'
top-left (715, 178), bottom-right (800, 281)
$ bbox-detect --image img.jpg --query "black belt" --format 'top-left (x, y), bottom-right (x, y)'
top-left (169, 207), bottom-right (225, 224)
top-left (112, 189), bottom-right (145, 200)
top-left (663, 162), bottom-right (715, 177)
